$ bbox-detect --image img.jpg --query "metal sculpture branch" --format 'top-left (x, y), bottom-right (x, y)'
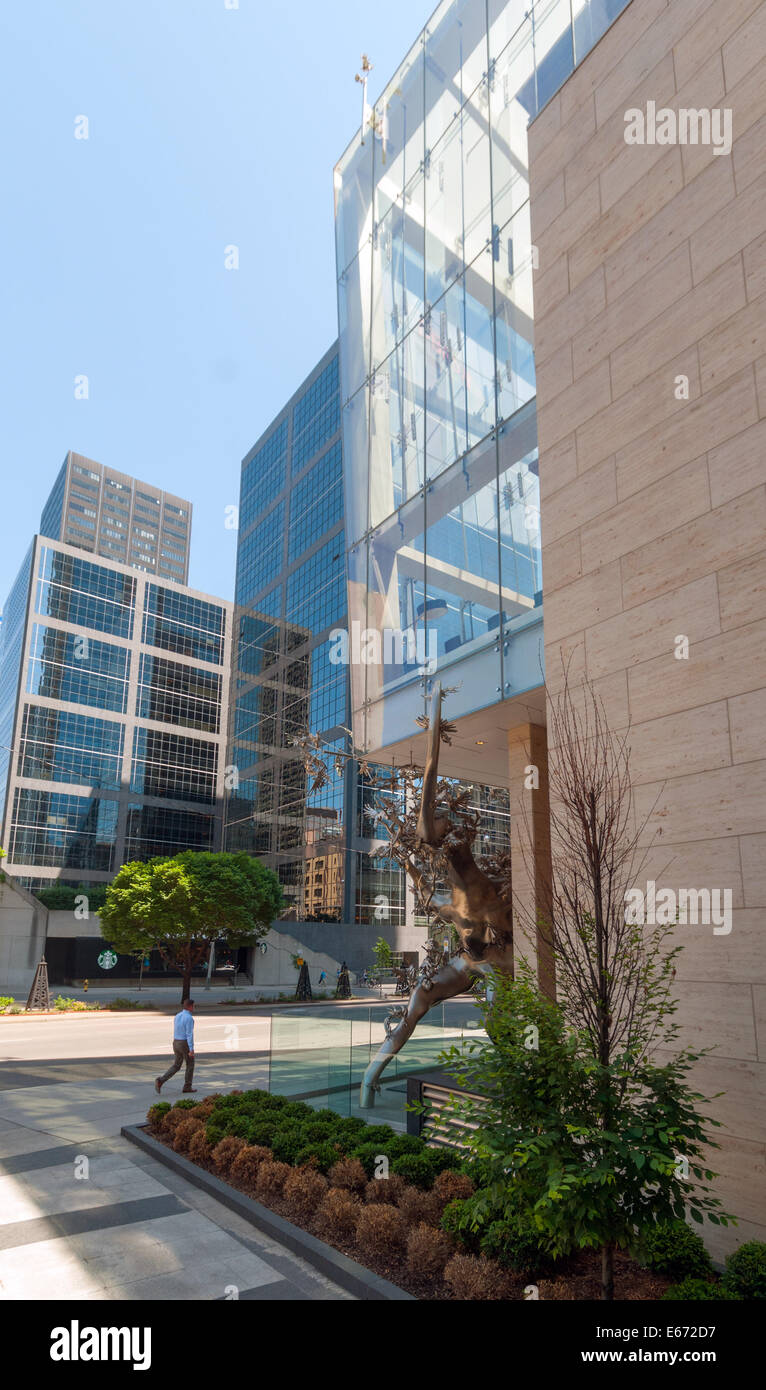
top-left (292, 686), bottom-right (515, 1104)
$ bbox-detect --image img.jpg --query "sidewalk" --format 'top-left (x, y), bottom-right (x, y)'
top-left (0, 1054), bottom-right (354, 1301)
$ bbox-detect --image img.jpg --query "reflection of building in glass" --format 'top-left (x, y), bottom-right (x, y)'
top-left (226, 343), bottom-right (514, 939)
top-left (334, 0), bottom-right (630, 756)
top-left (0, 534), bottom-right (231, 892)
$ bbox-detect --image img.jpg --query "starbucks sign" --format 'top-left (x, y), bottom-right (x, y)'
top-left (97, 949), bottom-right (118, 971)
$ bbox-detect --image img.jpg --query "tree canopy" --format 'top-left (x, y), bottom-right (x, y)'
top-left (98, 851), bottom-right (284, 1001)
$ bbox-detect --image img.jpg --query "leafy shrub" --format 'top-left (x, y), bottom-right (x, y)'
top-left (432, 1170), bottom-right (475, 1208)
top-left (639, 1221), bottom-right (713, 1280)
top-left (332, 1117), bottom-right (368, 1145)
top-left (173, 1117), bottom-right (203, 1153)
top-left (392, 1154), bottom-right (435, 1190)
top-left (255, 1160), bottom-right (291, 1201)
top-left (364, 1175), bottom-right (407, 1205)
top-left (104, 997), bottom-right (149, 1011)
top-left (54, 995), bottom-right (95, 1011)
top-left (246, 1120), bottom-right (281, 1149)
top-left (406, 1224), bottom-right (453, 1278)
top-left (230, 1145), bottom-right (273, 1193)
top-left (270, 1124), bottom-right (311, 1166)
top-left (283, 1167), bottom-right (328, 1223)
top-left (440, 1198), bottom-right (482, 1253)
top-left (301, 1121), bottom-right (338, 1144)
top-left (356, 1204), bottom-right (408, 1260)
top-left (443, 1253), bottom-right (509, 1300)
top-left (211, 1135), bottom-right (246, 1175)
top-left (662, 1277), bottom-right (741, 1301)
top-left (280, 1101), bottom-right (313, 1121)
top-left (350, 1142), bottom-right (390, 1178)
top-left (426, 1147), bottom-right (463, 1178)
top-left (327, 1157), bottom-right (368, 1195)
top-left (314, 1189), bottom-right (360, 1242)
top-left (358, 1125), bottom-right (398, 1148)
top-left (188, 1129), bottom-right (213, 1164)
top-left (294, 1141), bottom-right (343, 1174)
top-left (0, 996), bottom-right (15, 1010)
top-left (147, 1102), bottom-right (170, 1133)
top-left (173, 1098), bottom-right (200, 1111)
top-left (724, 1241), bottom-right (766, 1300)
top-left (385, 1134), bottom-right (426, 1160)
top-left (480, 1220), bottom-right (549, 1276)
top-left (397, 1186), bottom-right (440, 1228)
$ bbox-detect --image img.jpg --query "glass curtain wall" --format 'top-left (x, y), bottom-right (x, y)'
top-left (335, 0), bottom-right (628, 751)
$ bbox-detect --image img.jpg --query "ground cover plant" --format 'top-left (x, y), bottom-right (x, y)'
top-left (145, 1088), bottom-right (761, 1301)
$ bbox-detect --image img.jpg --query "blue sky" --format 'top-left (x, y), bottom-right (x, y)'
top-left (0, 0), bottom-right (427, 603)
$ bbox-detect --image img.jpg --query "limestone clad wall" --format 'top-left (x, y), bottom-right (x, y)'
top-left (529, 0), bottom-right (766, 1256)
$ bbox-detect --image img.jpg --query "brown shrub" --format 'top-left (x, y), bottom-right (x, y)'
top-left (364, 1175), bottom-right (407, 1205)
top-left (313, 1188), bottom-right (360, 1243)
top-left (163, 1107), bottom-right (193, 1136)
top-left (406, 1224), bottom-right (454, 1279)
top-left (536, 1279), bottom-right (569, 1300)
top-left (229, 1145), bottom-right (273, 1193)
top-left (196, 1094), bottom-right (219, 1116)
top-left (327, 1157), bottom-right (367, 1195)
top-left (283, 1166), bottom-right (328, 1224)
top-left (432, 1170), bottom-right (475, 1208)
top-left (188, 1129), bottom-right (213, 1164)
top-left (255, 1160), bottom-right (291, 1202)
top-left (397, 1185), bottom-right (440, 1228)
top-left (443, 1253), bottom-right (510, 1300)
top-left (172, 1116), bottom-right (203, 1153)
top-left (211, 1135), bottom-right (246, 1175)
top-left (356, 1204), bottom-right (408, 1260)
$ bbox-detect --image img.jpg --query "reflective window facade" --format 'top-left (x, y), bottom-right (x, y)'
top-left (0, 533), bottom-right (231, 891)
top-left (334, 0), bottom-right (628, 751)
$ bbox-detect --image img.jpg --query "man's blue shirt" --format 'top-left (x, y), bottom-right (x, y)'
top-left (174, 1009), bottom-right (194, 1047)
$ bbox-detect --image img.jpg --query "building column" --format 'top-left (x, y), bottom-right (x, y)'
top-left (507, 721), bottom-right (554, 997)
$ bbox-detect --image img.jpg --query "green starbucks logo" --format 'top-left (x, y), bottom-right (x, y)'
top-left (97, 949), bottom-right (118, 971)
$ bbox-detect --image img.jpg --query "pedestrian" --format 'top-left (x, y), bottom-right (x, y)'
top-left (155, 997), bottom-right (196, 1094)
top-left (318, 970), bottom-right (327, 986)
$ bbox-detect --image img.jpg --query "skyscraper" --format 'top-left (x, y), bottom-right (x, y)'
top-left (40, 451), bottom-right (192, 583)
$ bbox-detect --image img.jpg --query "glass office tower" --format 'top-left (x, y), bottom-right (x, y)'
top-left (334, 0), bottom-right (629, 755)
top-left (0, 535), bottom-right (232, 891)
top-left (224, 344), bottom-right (512, 940)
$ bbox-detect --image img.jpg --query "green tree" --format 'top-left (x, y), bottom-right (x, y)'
top-left (438, 965), bottom-right (730, 1294)
top-left (372, 936), bottom-right (393, 970)
top-left (98, 851), bottom-right (283, 1004)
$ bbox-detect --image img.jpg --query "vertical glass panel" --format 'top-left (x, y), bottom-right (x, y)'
top-left (372, 171), bottom-right (425, 379)
top-left (347, 539), bottom-right (369, 745)
top-left (334, 130), bottom-right (374, 274)
top-left (425, 0), bottom-right (489, 151)
top-left (572, 0), bottom-right (630, 67)
top-left (494, 202), bottom-right (536, 425)
top-left (498, 437), bottom-right (542, 613)
top-left (425, 277), bottom-right (468, 479)
top-left (367, 494), bottom-right (427, 705)
top-left (461, 81), bottom-right (493, 267)
top-left (373, 39), bottom-right (425, 221)
top-left (489, 28), bottom-right (532, 234)
top-left (369, 328), bottom-right (425, 529)
top-left (338, 249), bottom-right (371, 407)
top-left (341, 385), bottom-right (370, 547)
top-left (533, 0), bottom-right (574, 112)
top-left (462, 249), bottom-right (497, 448)
top-left (424, 434), bottom-right (502, 667)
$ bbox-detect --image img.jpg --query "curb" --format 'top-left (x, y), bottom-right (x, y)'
top-left (121, 1123), bottom-right (416, 1302)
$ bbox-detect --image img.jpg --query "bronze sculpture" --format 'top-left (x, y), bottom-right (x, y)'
top-left (360, 682), bottom-right (515, 1107)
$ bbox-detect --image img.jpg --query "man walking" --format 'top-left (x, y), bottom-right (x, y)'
top-left (155, 998), bottom-right (196, 1094)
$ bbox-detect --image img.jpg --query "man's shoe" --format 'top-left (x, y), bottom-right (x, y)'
top-left (154, 1078), bottom-right (162, 1094)
top-left (182, 1088), bottom-right (197, 1093)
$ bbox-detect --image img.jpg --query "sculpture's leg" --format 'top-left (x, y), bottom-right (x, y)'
top-left (359, 956), bottom-right (479, 1107)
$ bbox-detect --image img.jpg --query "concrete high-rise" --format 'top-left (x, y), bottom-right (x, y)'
top-left (40, 451), bottom-right (192, 584)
